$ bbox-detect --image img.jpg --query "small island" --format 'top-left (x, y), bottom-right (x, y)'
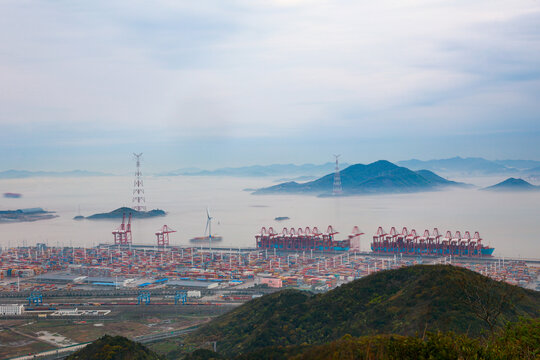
top-left (253, 160), bottom-right (468, 197)
top-left (0, 208), bottom-right (58, 223)
top-left (274, 216), bottom-right (290, 221)
top-left (482, 178), bottom-right (540, 192)
top-left (78, 207), bottom-right (166, 220)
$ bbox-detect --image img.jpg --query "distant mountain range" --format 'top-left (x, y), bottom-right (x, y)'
top-left (482, 178), bottom-right (540, 192)
top-left (3, 158), bottom-right (539, 180)
top-left (166, 158), bottom-right (540, 179)
top-left (2, 157), bottom-right (539, 187)
top-left (254, 160), bottom-right (468, 196)
top-left (525, 166), bottom-right (540, 182)
top-left (157, 162), bottom-right (348, 178)
top-left (0, 169), bottom-right (112, 179)
top-left (398, 157), bottom-right (540, 176)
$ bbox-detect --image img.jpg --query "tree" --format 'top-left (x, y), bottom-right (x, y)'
top-left (457, 273), bottom-right (520, 338)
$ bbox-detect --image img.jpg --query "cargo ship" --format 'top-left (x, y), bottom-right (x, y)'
top-left (3, 193), bottom-right (22, 198)
top-left (371, 227), bottom-right (494, 257)
top-left (255, 225), bottom-right (364, 252)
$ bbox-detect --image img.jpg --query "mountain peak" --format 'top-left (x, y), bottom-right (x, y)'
top-left (483, 177), bottom-right (538, 191)
top-left (370, 159), bottom-right (398, 168)
top-left (254, 160), bottom-right (463, 196)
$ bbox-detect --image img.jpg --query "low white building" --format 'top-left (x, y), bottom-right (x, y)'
top-left (56, 308), bottom-right (79, 316)
top-left (187, 290), bottom-right (201, 298)
top-left (0, 304), bottom-right (24, 315)
top-left (73, 276), bottom-right (87, 283)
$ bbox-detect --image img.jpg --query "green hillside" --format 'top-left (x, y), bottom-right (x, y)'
top-left (238, 318), bottom-right (540, 360)
top-left (187, 265), bottom-right (539, 356)
top-left (68, 319), bottom-right (540, 360)
top-left (67, 335), bottom-right (162, 360)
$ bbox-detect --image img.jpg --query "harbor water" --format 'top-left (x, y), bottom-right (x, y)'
top-left (0, 175), bottom-right (539, 258)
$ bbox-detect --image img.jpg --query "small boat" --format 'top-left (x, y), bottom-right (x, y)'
top-left (189, 235), bottom-right (223, 243)
top-left (3, 193), bottom-right (22, 198)
top-left (189, 208), bottom-right (222, 243)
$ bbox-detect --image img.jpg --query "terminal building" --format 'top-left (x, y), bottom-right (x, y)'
top-left (0, 304), bottom-right (24, 316)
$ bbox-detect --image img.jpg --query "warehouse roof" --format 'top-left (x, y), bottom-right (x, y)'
top-left (167, 280), bottom-right (216, 288)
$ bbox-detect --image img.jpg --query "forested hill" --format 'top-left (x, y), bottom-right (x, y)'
top-left (84, 207), bottom-right (166, 220)
top-left (254, 160), bottom-right (466, 196)
top-left (237, 318), bottom-right (540, 360)
top-left (66, 335), bottom-right (162, 360)
top-left (483, 177), bottom-right (539, 191)
top-left (188, 265), bottom-right (539, 356)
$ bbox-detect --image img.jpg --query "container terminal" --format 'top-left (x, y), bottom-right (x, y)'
top-left (0, 223), bottom-right (537, 300)
top-left (0, 223), bottom-right (538, 360)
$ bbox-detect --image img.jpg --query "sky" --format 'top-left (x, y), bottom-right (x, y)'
top-left (1, 0), bottom-right (539, 172)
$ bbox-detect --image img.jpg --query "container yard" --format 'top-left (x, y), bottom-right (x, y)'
top-left (0, 223), bottom-right (536, 310)
top-left (0, 241), bottom-right (537, 300)
top-left (0, 229), bottom-right (538, 360)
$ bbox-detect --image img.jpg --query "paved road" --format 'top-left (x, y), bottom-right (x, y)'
top-left (134, 325), bottom-right (199, 344)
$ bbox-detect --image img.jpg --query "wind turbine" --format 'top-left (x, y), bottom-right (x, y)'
top-left (205, 208), bottom-right (213, 252)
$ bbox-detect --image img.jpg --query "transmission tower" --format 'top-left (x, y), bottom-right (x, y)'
top-left (132, 153), bottom-right (146, 211)
top-left (333, 154), bottom-right (343, 195)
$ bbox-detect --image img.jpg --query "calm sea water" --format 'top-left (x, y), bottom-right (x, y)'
top-left (0, 176), bottom-right (538, 258)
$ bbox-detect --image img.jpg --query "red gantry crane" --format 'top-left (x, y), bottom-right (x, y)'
top-left (112, 213), bottom-right (132, 246)
top-left (156, 225), bottom-right (176, 248)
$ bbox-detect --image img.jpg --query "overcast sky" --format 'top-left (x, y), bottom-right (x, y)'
top-left (1, 0), bottom-right (539, 172)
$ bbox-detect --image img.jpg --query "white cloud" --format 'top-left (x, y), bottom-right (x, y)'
top-left (0, 0), bottom-right (539, 165)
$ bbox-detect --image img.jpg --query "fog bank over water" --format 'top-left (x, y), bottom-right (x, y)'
top-left (0, 176), bottom-right (538, 258)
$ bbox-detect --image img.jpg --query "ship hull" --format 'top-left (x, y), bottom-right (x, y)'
top-left (189, 236), bottom-right (223, 243)
top-left (370, 245), bottom-right (495, 257)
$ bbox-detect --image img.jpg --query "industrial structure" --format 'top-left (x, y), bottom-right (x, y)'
top-left (137, 291), bottom-right (151, 305)
top-left (256, 226), bottom-right (364, 252)
top-left (189, 209), bottom-right (223, 244)
top-left (112, 213), bottom-right (132, 245)
top-left (174, 291), bottom-right (187, 305)
top-left (332, 154), bottom-right (343, 195)
top-left (132, 153), bottom-right (146, 211)
top-left (0, 241), bottom-right (535, 300)
top-left (27, 291), bottom-right (43, 306)
top-left (156, 225), bottom-right (176, 248)
top-left (371, 227), bottom-right (495, 257)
